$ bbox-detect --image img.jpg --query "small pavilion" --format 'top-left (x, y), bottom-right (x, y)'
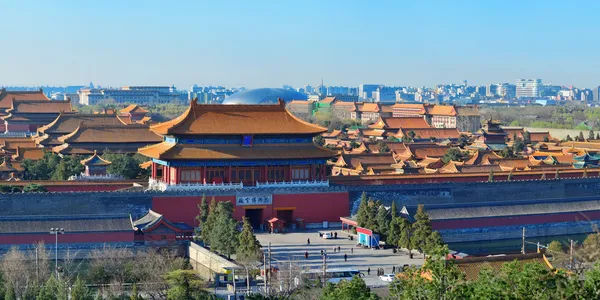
top-left (80, 151), bottom-right (111, 176)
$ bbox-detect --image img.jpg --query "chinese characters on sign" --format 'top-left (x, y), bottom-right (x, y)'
top-left (236, 194), bottom-right (273, 206)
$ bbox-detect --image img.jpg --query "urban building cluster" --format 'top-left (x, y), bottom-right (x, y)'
top-left (3, 76), bottom-right (598, 108)
top-left (1, 87), bottom-right (600, 270)
top-left (283, 79), bottom-right (599, 107)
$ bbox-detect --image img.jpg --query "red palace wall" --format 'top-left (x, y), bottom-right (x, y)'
top-left (152, 192), bottom-right (350, 227)
top-left (43, 184), bottom-right (131, 192)
top-left (432, 210), bottom-right (600, 230)
top-left (0, 231), bottom-right (134, 245)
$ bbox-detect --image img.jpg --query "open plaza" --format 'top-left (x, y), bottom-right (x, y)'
top-left (255, 229), bottom-right (425, 287)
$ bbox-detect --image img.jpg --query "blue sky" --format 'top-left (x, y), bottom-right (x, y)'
top-left (1, 0), bottom-right (599, 89)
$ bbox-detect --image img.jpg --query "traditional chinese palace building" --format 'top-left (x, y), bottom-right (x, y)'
top-left (139, 99), bottom-right (334, 187)
top-left (139, 99), bottom-right (349, 228)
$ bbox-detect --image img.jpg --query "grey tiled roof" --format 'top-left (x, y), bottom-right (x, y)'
top-left (425, 200), bottom-right (600, 221)
top-left (0, 214), bottom-right (133, 234)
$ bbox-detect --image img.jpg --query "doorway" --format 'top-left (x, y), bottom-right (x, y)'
top-left (245, 208), bottom-right (263, 229)
top-left (276, 210), bottom-right (294, 227)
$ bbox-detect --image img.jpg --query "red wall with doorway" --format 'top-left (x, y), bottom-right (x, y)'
top-left (152, 191), bottom-right (350, 227)
top-left (272, 192), bottom-right (349, 223)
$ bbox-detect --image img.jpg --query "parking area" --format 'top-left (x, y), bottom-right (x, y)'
top-left (256, 229), bottom-right (424, 287)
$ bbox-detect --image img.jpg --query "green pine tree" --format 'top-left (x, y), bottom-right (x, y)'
top-left (365, 199), bottom-right (379, 230)
top-left (425, 231), bottom-right (444, 253)
top-left (390, 201), bottom-right (398, 220)
top-left (488, 169), bottom-right (494, 182)
top-left (579, 131), bottom-right (585, 141)
top-left (507, 169), bottom-right (513, 181)
top-left (398, 218), bottom-right (414, 256)
top-left (195, 195), bottom-right (209, 241)
top-left (412, 204), bottom-right (434, 256)
top-left (237, 217), bottom-right (262, 264)
top-left (321, 276), bottom-right (380, 300)
top-left (200, 197), bottom-right (217, 245)
top-left (376, 205), bottom-right (391, 238)
top-left (356, 192), bottom-right (369, 227)
top-left (209, 202), bottom-right (239, 258)
top-left (71, 277), bottom-right (93, 300)
top-left (387, 216), bottom-right (402, 247)
top-left (590, 130), bottom-right (596, 141)
top-left (37, 275), bottom-right (68, 300)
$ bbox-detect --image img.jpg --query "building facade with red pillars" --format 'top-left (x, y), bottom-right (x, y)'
top-left (139, 98), bottom-right (347, 228)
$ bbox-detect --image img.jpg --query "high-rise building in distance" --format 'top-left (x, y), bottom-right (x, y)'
top-left (497, 83), bottom-right (517, 99)
top-left (516, 79), bottom-right (542, 98)
top-left (486, 84), bottom-right (498, 97)
top-left (359, 84), bottom-right (380, 101)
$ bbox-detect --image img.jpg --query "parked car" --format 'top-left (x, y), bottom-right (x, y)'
top-left (379, 274), bottom-right (394, 282)
top-left (319, 231), bottom-right (333, 239)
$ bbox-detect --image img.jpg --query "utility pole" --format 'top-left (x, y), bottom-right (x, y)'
top-left (232, 269), bottom-right (237, 300)
top-left (322, 253), bottom-right (327, 287)
top-left (521, 227), bottom-right (526, 254)
top-left (50, 228), bottom-right (65, 278)
top-left (288, 259), bottom-right (292, 293)
top-left (268, 242), bottom-right (272, 296)
top-left (570, 239), bottom-right (574, 269)
top-left (263, 252), bottom-right (268, 296)
top-left (36, 246), bottom-right (39, 283)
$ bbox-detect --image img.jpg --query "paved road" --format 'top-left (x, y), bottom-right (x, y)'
top-left (256, 230), bottom-right (424, 287)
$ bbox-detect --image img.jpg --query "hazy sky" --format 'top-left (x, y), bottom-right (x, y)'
top-left (2, 0), bottom-right (599, 89)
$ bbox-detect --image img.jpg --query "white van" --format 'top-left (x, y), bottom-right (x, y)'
top-left (319, 231), bottom-right (333, 239)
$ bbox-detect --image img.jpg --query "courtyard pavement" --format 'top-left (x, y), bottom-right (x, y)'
top-left (255, 229), bottom-right (424, 287)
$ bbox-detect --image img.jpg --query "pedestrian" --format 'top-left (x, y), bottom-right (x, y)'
top-left (321, 250), bottom-right (324, 256)
top-left (367, 267), bottom-right (370, 275)
top-left (305, 251), bottom-right (309, 259)
top-left (307, 238), bottom-right (310, 245)
top-left (392, 266), bottom-right (396, 273)
top-left (351, 248), bottom-right (353, 254)
top-left (334, 232), bottom-right (338, 239)
top-left (344, 254), bottom-right (347, 262)
top-left (333, 247), bottom-right (336, 253)
top-left (337, 246), bottom-right (341, 252)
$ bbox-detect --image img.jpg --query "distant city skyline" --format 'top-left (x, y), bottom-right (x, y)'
top-left (2, 1), bottom-right (600, 88)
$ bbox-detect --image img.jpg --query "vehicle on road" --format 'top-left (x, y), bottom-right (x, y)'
top-left (304, 268), bottom-right (364, 284)
top-left (319, 231), bottom-right (333, 239)
top-left (379, 274), bottom-right (395, 282)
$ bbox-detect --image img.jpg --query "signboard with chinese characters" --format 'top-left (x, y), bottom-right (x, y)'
top-left (236, 194), bottom-right (273, 206)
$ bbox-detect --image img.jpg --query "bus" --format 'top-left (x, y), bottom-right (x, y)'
top-left (303, 268), bottom-right (364, 284)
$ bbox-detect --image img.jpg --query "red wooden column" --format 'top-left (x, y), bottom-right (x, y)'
top-left (201, 166), bottom-right (206, 183)
top-left (262, 166), bottom-right (268, 182)
top-left (286, 165), bottom-right (292, 182)
top-left (310, 164), bottom-right (316, 181)
top-left (227, 166), bottom-right (232, 183)
top-left (151, 162), bottom-right (157, 179)
top-left (174, 167), bottom-right (180, 184)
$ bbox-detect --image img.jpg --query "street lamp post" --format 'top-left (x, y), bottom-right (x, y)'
top-left (49, 228), bottom-right (65, 278)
